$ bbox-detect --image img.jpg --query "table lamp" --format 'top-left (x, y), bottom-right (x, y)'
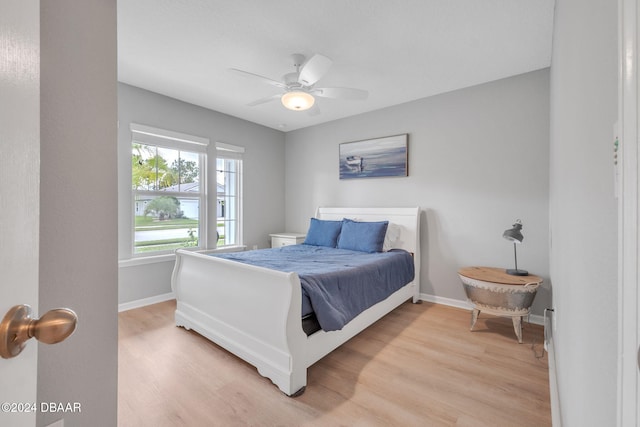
top-left (502, 219), bottom-right (528, 276)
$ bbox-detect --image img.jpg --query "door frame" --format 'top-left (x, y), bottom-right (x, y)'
top-left (618, 0), bottom-right (640, 425)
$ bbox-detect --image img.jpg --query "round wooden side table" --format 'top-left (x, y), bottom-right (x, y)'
top-left (458, 266), bottom-right (543, 343)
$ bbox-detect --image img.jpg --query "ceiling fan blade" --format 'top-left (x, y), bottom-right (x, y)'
top-left (313, 87), bottom-right (369, 100)
top-left (247, 94), bottom-right (281, 107)
top-left (228, 68), bottom-right (286, 88)
top-left (298, 54), bottom-right (332, 86)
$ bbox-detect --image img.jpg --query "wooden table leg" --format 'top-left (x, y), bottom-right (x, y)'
top-left (512, 316), bottom-right (523, 344)
top-left (470, 308), bottom-right (480, 331)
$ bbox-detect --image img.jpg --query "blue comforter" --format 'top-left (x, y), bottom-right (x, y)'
top-left (212, 245), bottom-right (414, 331)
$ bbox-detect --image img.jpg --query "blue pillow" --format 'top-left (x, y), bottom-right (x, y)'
top-left (337, 219), bottom-right (389, 253)
top-left (303, 218), bottom-right (343, 247)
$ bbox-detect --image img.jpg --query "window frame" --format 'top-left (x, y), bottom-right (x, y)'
top-left (130, 123), bottom-right (209, 258)
top-left (215, 142), bottom-right (244, 248)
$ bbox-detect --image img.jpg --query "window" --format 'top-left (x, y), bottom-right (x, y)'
top-left (216, 142), bottom-right (244, 247)
top-left (131, 124), bottom-right (208, 256)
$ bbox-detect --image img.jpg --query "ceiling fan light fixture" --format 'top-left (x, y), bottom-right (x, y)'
top-left (281, 91), bottom-right (315, 111)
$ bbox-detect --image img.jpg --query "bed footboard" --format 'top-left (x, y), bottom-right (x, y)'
top-left (171, 249), bottom-right (308, 396)
top-left (171, 207), bottom-right (421, 396)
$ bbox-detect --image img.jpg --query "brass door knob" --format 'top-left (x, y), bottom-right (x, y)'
top-left (0, 305), bottom-right (77, 359)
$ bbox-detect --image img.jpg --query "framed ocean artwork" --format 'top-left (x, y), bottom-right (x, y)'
top-left (339, 134), bottom-right (408, 179)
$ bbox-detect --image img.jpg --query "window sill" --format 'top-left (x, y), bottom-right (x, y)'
top-left (118, 245), bottom-right (247, 268)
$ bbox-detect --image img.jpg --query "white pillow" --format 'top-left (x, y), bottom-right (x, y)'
top-left (383, 223), bottom-right (401, 251)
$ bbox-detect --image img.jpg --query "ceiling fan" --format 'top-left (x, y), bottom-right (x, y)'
top-left (229, 53), bottom-right (368, 113)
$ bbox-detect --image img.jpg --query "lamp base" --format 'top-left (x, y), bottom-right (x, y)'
top-left (506, 269), bottom-right (529, 276)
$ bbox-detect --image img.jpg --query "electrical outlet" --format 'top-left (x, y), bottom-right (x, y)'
top-left (252, 245), bottom-right (258, 250)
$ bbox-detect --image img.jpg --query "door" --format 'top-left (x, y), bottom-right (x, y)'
top-left (2, 2), bottom-right (118, 426)
top-left (0, 1), bottom-right (40, 426)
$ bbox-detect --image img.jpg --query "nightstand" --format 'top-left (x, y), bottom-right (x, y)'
top-left (269, 232), bottom-right (306, 248)
top-left (458, 266), bottom-right (543, 343)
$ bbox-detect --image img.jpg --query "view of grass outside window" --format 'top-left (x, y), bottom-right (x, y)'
top-left (132, 141), bottom-right (206, 254)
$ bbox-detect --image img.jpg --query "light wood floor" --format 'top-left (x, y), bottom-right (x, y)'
top-left (118, 300), bottom-right (550, 426)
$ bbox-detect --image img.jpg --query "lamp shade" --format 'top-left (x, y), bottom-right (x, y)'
top-left (281, 91), bottom-right (315, 111)
top-left (502, 220), bottom-right (524, 243)
top-left (503, 219), bottom-right (528, 276)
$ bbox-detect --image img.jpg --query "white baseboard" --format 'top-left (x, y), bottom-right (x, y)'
top-left (420, 293), bottom-right (473, 310)
top-left (544, 312), bottom-right (562, 426)
top-left (119, 291), bottom-right (545, 325)
top-left (418, 293), bottom-right (544, 326)
top-left (547, 335), bottom-right (561, 426)
top-left (118, 292), bottom-right (175, 312)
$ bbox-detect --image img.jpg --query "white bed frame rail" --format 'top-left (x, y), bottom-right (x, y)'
top-left (171, 207), bottom-right (421, 396)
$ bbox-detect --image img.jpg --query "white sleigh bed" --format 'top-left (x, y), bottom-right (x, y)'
top-left (171, 207), bottom-right (421, 396)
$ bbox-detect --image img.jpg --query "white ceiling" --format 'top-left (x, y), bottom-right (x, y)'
top-left (118, 0), bottom-right (555, 132)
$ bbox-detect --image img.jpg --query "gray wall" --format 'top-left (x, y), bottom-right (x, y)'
top-left (285, 70), bottom-right (551, 316)
top-left (549, 0), bottom-right (618, 425)
top-left (39, 0), bottom-right (118, 425)
top-left (118, 83), bottom-right (286, 303)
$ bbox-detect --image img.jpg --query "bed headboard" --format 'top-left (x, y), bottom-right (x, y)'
top-left (315, 207), bottom-right (421, 291)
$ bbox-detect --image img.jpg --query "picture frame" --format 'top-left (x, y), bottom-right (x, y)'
top-left (339, 134), bottom-right (408, 179)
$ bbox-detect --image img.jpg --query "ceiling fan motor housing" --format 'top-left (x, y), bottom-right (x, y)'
top-left (283, 72), bottom-right (303, 87)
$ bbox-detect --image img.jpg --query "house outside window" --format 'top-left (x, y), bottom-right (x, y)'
top-left (216, 142), bottom-right (244, 247)
top-left (131, 124), bottom-right (208, 256)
